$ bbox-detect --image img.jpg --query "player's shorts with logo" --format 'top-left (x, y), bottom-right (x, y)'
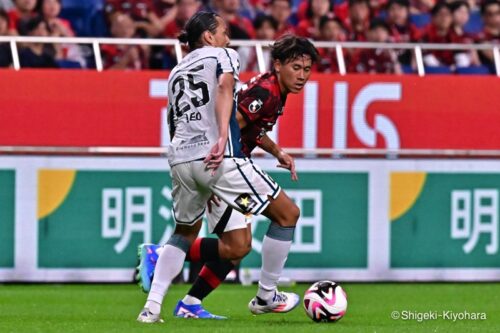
top-left (170, 157), bottom-right (281, 228)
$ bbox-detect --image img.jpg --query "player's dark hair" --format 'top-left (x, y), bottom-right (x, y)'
top-left (270, 35), bottom-right (319, 67)
top-left (481, 0), bottom-right (499, 16)
top-left (178, 11), bottom-right (220, 51)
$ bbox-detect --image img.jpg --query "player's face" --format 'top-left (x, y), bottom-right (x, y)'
top-left (275, 55), bottom-right (312, 95)
top-left (209, 16), bottom-right (230, 48)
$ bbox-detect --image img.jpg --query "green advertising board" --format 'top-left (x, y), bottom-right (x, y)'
top-left (391, 172), bottom-right (500, 268)
top-left (38, 169), bottom-right (368, 269)
top-left (0, 170), bottom-right (15, 268)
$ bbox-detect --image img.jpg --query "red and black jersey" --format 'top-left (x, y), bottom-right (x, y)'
top-left (237, 72), bottom-right (286, 157)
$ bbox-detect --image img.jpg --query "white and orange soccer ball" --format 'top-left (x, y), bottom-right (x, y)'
top-left (303, 280), bottom-right (347, 322)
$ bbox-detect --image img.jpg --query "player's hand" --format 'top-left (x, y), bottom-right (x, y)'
top-left (277, 151), bottom-right (298, 181)
top-left (204, 137), bottom-right (226, 175)
top-left (207, 194), bottom-right (221, 213)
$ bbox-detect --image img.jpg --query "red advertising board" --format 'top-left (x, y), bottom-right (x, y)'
top-left (0, 69), bottom-right (499, 149)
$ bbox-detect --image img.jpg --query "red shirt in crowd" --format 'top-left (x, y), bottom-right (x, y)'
top-left (7, 9), bottom-right (35, 32)
top-left (389, 23), bottom-right (422, 42)
top-left (227, 15), bottom-right (256, 39)
top-left (152, 0), bottom-right (175, 17)
top-left (237, 72), bottom-right (285, 157)
top-left (421, 24), bottom-right (455, 65)
top-left (295, 18), bottom-right (317, 39)
top-left (275, 23), bottom-right (295, 39)
top-left (101, 44), bottom-right (148, 70)
top-left (316, 47), bottom-right (342, 73)
top-left (354, 48), bottom-right (399, 73)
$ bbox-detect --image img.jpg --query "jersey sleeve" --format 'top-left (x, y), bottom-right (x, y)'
top-left (217, 48), bottom-right (240, 81)
top-left (237, 84), bottom-right (271, 124)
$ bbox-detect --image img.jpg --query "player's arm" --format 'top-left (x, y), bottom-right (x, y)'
top-left (204, 73), bottom-right (235, 170)
top-left (258, 134), bottom-right (298, 181)
top-left (235, 110), bottom-right (248, 129)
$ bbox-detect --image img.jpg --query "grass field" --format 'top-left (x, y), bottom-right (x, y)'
top-left (1, 283), bottom-right (499, 333)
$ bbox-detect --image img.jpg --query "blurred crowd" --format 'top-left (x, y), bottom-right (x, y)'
top-left (0, 0), bottom-right (499, 74)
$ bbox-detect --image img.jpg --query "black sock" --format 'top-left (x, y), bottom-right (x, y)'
top-left (187, 260), bottom-right (235, 301)
top-left (185, 238), bottom-right (219, 263)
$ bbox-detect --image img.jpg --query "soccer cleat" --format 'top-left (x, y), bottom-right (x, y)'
top-left (137, 308), bottom-right (164, 323)
top-left (136, 244), bottom-right (160, 293)
top-left (173, 300), bottom-right (227, 319)
top-left (248, 290), bottom-right (300, 315)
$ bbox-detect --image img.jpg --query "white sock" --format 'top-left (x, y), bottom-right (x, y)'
top-left (182, 295), bottom-right (202, 305)
top-left (144, 244), bottom-right (186, 314)
top-left (257, 235), bottom-right (292, 301)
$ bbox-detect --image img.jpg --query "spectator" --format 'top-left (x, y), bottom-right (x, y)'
top-left (0, 8), bottom-right (12, 67)
top-left (105, 0), bottom-right (173, 37)
top-left (7, 0), bottom-right (36, 34)
top-left (17, 15), bottom-right (58, 68)
top-left (37, 0), bottom-right (89, 67)
top-left (450, 0), bottom-right (478, 66)
top-left (421, 2), bottom-right (455, 67)
top-left (353, 18), bottom-right (402, 73)
top-left (163, 0), bottom-right (201, 67)
top-left (240, 14), bottom-right (277, 71)
top-left (37, 0), bottom-right (73, 37)
top-left (386, 0), bottom-right (421, 65)
top-left (164, 0), bottom-right (200, 39)
top-left (217, 0), bottom-right (256, 39)
top-left (151, 0), bottom-right (178, 33)
top-left (387, 0), bottom-right (421, 42)
top-left (101, 13), bottom-right (149, 69)
top-left (295, 0), bottom-right (333, 39)
top-left (316, 15), bottom-right (347, 73)
top-left (345, 0), bottom-right (371, 41)
top-left (267, 0), bottom-right (294, 38)
top-left (477, 0), bottom-right (500, 70)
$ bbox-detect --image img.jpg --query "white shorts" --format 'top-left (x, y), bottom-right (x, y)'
top-left (206, 200), bottom-right (251, 234)
top-left (170, 157), bottom-right (281, 225)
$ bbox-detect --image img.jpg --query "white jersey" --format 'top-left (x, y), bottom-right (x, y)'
top-left (166, 46), bottom-right (243, 166)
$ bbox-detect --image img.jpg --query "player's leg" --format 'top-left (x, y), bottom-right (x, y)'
top-left (249, 190), bottom-right (300, 314)
top-left (175, 202), bottom-right (252, 319)
top-left (137, 162), bottom-right (210, 323)
top-left (209, 158), bottom-right (301, 314)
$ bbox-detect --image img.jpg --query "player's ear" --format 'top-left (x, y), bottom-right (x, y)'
top-left (203, 30), bottom-right (214, 46)
top-left (273, 59), bottom-right (282, 74)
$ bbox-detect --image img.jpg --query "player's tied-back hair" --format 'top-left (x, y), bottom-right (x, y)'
top-left (270, 35), bottom-right (320, 66)
top-left (178, 11), bottom-right (220, 51)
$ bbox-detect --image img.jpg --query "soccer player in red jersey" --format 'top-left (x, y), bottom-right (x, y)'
top-left (137, 34), bottom-right (319, 320)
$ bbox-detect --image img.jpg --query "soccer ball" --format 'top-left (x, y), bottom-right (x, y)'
top-left (303, 280), bottom-right (347, 322)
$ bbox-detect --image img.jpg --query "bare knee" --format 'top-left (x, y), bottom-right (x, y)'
top-left (279, 203), bottom-right (300, 227)
top-left (223, 239), bottom-right (251, 260)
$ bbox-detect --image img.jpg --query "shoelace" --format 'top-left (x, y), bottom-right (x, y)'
top-left (273, 292), bottom-right (288, 303)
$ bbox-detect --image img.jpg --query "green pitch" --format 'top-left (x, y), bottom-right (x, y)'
top-left (1, 283), bottom-right (499, 333)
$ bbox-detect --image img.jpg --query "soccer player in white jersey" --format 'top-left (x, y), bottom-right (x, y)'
top-left (137, 12), bottom-right (302, 323)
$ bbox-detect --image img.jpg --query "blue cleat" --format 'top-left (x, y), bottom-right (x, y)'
top-left (136, 244), bottom-right (160, 293)
top-left (173, 300), bottom-right (227, 319)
